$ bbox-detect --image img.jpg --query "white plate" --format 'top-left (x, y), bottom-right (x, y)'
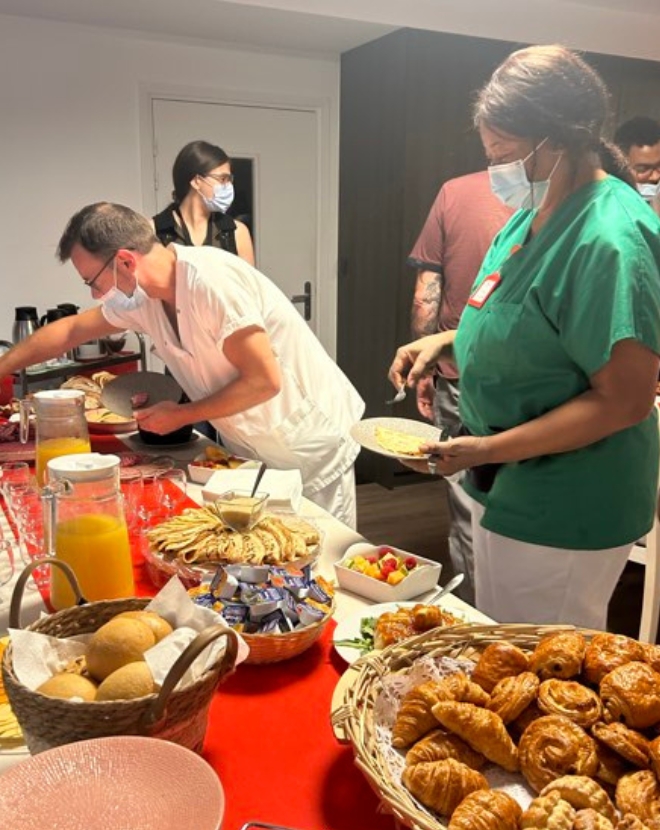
top-left (332, 599), bottom-right (485, 665)
top-left (350, 417), bottom-right (440, 460)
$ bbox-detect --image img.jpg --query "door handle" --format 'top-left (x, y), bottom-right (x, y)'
top-left (290, 281), bottom-right (312, 321)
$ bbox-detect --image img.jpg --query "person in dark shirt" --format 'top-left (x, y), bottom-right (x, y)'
top-left (152, 140), bottom-right (255, 264)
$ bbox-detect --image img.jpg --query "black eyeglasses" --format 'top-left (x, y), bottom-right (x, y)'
top-left (204, 172), bottom-right (234, 186)
top-left (83, 253), bottom-right (116, 290)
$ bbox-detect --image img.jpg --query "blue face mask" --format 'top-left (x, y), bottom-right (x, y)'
top-left (99, 259), bottom-right (148, 313)
top-left (202, 182), bottom-right (234, 213)
top-left (488, 138), bottom-right (560, 210)
top-left (637, 182), bottom-right (660, 202)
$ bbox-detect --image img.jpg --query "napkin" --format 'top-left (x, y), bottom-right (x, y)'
top-left (201, 467), bottom-right (303, 512)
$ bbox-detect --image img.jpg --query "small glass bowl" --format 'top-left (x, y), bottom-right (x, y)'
top-left (216, 490), bottom-right (269, 532)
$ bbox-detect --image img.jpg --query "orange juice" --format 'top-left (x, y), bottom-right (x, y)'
top-left (36, 436), bottom-right (91, 487)
top-left (51, 513), bottom-right (135, 610)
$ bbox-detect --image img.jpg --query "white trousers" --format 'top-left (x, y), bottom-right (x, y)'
top-left (307, 466), bottom-right (357, 530)
top-left (470, 499), bottom-right (632, 630)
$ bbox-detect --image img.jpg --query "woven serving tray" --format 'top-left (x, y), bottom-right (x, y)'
top-left (331, 621), bottom-right (606, 830)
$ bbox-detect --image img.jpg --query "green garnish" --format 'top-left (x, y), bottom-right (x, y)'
top-left (335, 616), bottom-right (377, 655)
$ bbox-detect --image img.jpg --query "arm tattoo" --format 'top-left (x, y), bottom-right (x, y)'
top-left (411, 271), bottom-right (442, 338)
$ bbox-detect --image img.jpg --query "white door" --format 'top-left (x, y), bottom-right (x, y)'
top-left (150, 97), bottom-right (320, 334)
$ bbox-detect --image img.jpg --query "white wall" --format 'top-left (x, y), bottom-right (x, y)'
top-left (0, 14), bottom-right (339, 350)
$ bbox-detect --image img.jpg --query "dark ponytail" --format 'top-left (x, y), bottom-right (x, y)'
top-left (597, 138), bottom-right (636, 188)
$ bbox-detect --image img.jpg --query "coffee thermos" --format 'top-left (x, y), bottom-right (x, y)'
top-left (12, 306), bottom-right (40, 345)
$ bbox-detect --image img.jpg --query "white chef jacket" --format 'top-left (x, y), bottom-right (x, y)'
top-left (102, 245), bottom-right (365, 495)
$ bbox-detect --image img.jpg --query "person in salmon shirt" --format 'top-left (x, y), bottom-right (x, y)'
top-left (389, 45), bottom-right (660, 629)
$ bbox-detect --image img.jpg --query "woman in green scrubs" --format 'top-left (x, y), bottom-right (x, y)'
top-left (389, 45), bottom-right (660, 630)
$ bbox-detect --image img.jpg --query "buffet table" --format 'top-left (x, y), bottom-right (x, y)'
top-left (0, 432), bottom-right (492, 830)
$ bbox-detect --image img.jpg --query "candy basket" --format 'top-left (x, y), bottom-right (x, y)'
top-left (330, 622), bottom-right (611, 830)
top-left (2, 560), bottom-right (239, 755)
top-left (242, 599), bottom-right (335, 665)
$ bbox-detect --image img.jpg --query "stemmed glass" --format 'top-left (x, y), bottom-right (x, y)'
top-left (153, 469), bottom-right (188, 520)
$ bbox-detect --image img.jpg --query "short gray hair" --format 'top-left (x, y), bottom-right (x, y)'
top-left (57, 202), bottom-right (158, 262)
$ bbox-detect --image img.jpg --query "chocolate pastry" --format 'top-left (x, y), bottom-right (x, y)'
top-left (592, 722), bottom-right (650, 769)
top-left (392, 681), bottom-right (449, 748)
top-left (615, 770), bottom-right (660, 828)
top-left (520, 790), bottom-right (576, 829)
top-left (537, 679), bottom-right (603, 729)
top-left (448, 789), bottom-right (521, 830)
top-left (539, 774), bottom-right (617, 823)
top-left (573, 808), bottom-right (615, 830)
top-left (583, 634), bottom-right (646, 686)
top-left (594, 741), bottom-right (632, 787)
top-left (431, 700), bottom-right (519, 772)
top-left (600, 662), bottom-right (660, 729)
top-left (518, 714), bottom-right (599, 793)
top-left (406, 728), bottom-right (486, 770)
top-left (401, 757), bottom-right (488, 817)
top-left (471, 642), bottom-right (529, 693)
top-left (488, 672), bottom-right (540, 725)
top-left (530, 631), bottom-right (587, 680)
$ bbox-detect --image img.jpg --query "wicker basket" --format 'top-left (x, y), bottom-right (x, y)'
top-left (331, 621), bottom-right (604, 830)
top-left (242, 601), bottom-right (335, 664)
top-left (2, 560), bottom-right (240, 755)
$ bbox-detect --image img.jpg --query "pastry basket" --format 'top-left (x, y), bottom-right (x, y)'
top-left (330, 622), bottom-right (601, 830)
top-left (2, 560), bottom-right (240, 755)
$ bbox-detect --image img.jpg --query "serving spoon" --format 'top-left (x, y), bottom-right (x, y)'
top-left (429, 572), bottom-right (465, 605)
top-left (250, 461), bottom-right (268, 497)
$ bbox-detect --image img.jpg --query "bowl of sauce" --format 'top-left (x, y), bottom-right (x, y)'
top-left (216, 490), bottom-right (269, 532)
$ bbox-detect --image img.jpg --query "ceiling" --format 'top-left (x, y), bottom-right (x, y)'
top-left (0, 0), bottom-right (397, 56)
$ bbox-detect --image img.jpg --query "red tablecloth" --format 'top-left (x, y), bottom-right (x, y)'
top-left (4, 439), bottom-right (396, 830)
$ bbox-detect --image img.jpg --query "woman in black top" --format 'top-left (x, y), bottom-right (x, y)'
top-left (152, 140), bottom-right (255, 264)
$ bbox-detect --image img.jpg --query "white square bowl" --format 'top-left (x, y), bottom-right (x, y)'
top-left (334, 542), bottom-right (442, 602)
top-left (187, 455), bottom-right (255, 484)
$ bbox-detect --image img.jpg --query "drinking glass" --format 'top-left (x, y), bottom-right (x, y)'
top-left (153, 469), bottom-right (188, 519)
top-left (123, 474), bottom-right (151, 536)
top-left (12, 485), bottom-right (49, 590)
top-left (0, 462), bottom-right (31, 504)
top-left (0, 539), bottom-right (15, 604)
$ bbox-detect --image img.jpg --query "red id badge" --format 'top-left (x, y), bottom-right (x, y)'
top-left (468, 273), bottom-right (502, 309)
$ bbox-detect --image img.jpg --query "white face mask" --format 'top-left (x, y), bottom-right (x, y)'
top-left (99, 259), bottom-right (148, 313)
top-left (637, 182), bottom-right (660, 202)
top-left (201, 182), bottom-right (234, 213)
top-left (488, 138), bottom-right (561, 211)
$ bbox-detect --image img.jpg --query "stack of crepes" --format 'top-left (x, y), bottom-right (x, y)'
top-left (375, 426), bottom-right (426, 457)
top-left (60, 372), bottom-right (132, 425)
top-left (0, 636), bottom-right (23, 746)
top-left (147, 503), bottom-right (320, 566)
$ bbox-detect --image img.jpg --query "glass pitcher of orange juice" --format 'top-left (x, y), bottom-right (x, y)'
top-left (20, 390), bottom-right (91, 486)
top-left (43, 453), bottom-right (135, 610)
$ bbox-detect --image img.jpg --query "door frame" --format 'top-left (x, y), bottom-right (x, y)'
top-left (138, 82), bottom-right (339, 357)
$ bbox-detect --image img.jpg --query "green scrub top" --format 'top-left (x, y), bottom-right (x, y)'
top-left (454, 177), bottom-right (660, 549)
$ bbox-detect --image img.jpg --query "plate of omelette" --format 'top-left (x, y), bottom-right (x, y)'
top-left (350, 417), bottom-right (440, 460)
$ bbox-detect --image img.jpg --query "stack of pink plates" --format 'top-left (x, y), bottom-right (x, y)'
top-left (0, 735), bottom-right (225, 830)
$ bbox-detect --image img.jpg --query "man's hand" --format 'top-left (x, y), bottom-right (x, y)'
top-left (133, 400), bottom-right (189, 434)
top-left (416, 375), bottom-right (436, 421)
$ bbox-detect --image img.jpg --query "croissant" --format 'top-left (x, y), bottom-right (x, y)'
top-left (442, 672), bottom-right (491, 707)
top-left (600, 662), bottom-right (660, 730)
top-left (539, 774), bottom-right (616, 823)
top-left (583, 634), bottom-right (646, 686)
top-left (518, 715), bottom-right (599, 793)
top-left (529, 632), bottom-right (586, 680)
top-left (406, 729), bottom-right (486, 770)
top-left (520, 790), bottom-right (576, 829)
top-left (643, 644), bottom-right (660, 673)
top-left (615, 770), bottom-right (660, 828)
top-left (401, 758), bottom-right (488, 817)
top-left (431, 701), bottom-right (519, 772)
top-left (392, 681), bottom-right (449, 748)
top-left (488, 672), bottom-right (540, 725)
top-left (537, 679), bottom-right (603, 728)
top-left (592, 722), bottom-right (650, 769)
top-left (471, 642), bottom-right (529, 692)
top-left (573, 808), bottom-right (615, 830)
top-left (447, 789), bottom-right (521, 830)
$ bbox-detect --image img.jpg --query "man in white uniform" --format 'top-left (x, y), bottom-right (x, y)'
top-left (0, 203), bottom-right (365, 527)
